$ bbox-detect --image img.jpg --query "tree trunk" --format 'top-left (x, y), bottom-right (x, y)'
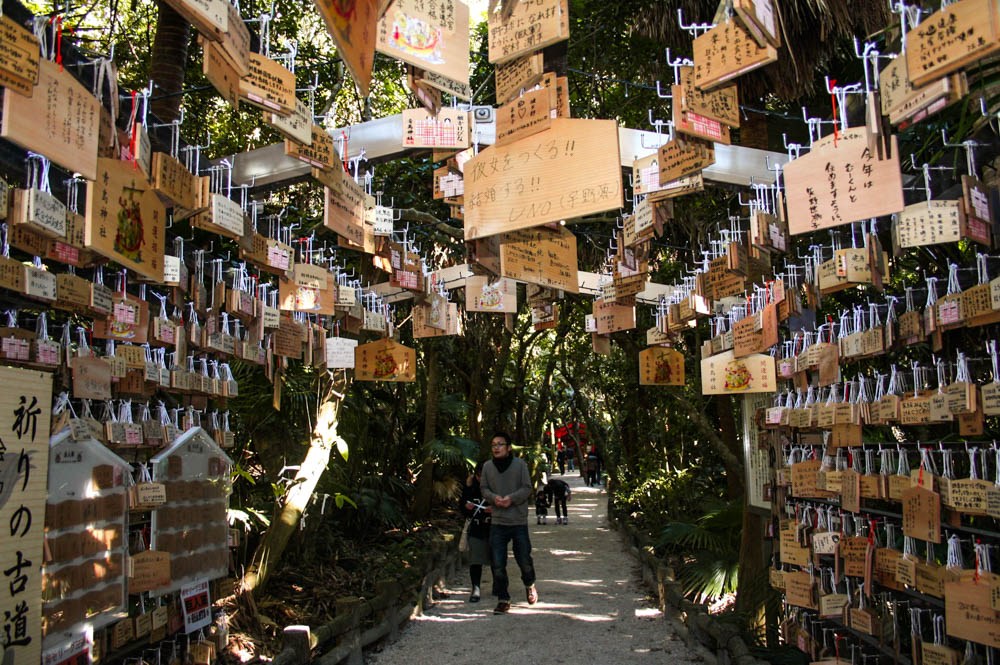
top-left (149, 1), bottom-right (191, 123)
top-left (412, 344), bottom-right (441, 519)
top-left (240, 375), bottom-right (350, 597)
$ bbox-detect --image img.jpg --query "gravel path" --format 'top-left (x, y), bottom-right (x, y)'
top-left (366, 473), bottom-right (706, 665)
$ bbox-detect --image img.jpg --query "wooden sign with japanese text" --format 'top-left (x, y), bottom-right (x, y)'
top-left (902, 485), bottom-right (941, 543)
top-left (593, 299), bottom-right (635, 334)
top-left (499, 226), bottom-right (579, 293)
top-left (268, 97), bottom-right (313, 146)
top-left (962, 175), bottom-right (993, 246)
top-left (892, 200), bottom-right (963, 249)
top-left (216, 0), bottom-right (251, 75)
top-left (413, 300), bottom-right (462, 337)
top-left (945, 572), bottom-right (1000, 649)
top-left (466, 275), bottom-right (518, 313)
top-left (879, 56), bottom-right (960, 125)
top-left (0, 367), bottom-right (54, 665)
top-left (377, 0), bottom-right (470, 88)
top-left (152, 152), bottom-right (198, 211)
top-left (487, 0), bottom-right (568, 64)
top-left (202, 39), bottom-right (241, 108)
top-left (239, 52), bottom-right (296, 116)
top-left (784, 130), bottom-right (904, 235)
top-left (0, 15), bottom-right (40, 97)
top-left (285, 123), bottom-right (336, 170)
top-left (315, 0), bottom-right (379, 97)
top-left (734, 0), bottom-right (780, 48)
top-left (402, 107), bottom-right (470, 149)
top-left (495, 53), bottom-right (545, 103)
top-left (639, 347), bottom-right (685, 386)
top-left (678, 65), bottom-right (739, 127)
top-left (905, 0), bottom-right (1000, 87)
top-left (85, 158), bottom-right (166, 281)
top-left (701, 350), bottom-right (777, 395)
top-left (496, 86), bottom-right (554, 146)
top-left (631, 154), bottom-right (662, 196)
top-left (658, 135), bottom-right (715, 184)
top-left (2, 58), bottom-right (100, 181)
top-left (464, 118), bottom-right (622, 240)
top-left (692, 19), bottom-right (778, 91)
top-left (318, 166), bottom-right (370, 247)
top-left (355, 338), bottom-right (416, 381)
top-left (162, 0), bottom-right (228, 39)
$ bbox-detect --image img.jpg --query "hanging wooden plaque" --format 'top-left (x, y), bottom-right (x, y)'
top-left (85, 158), bottom-right (166, 282)
top-left (962, 175), bottom-right (993, 246)
top-left (0, 15), bottom-right (40, 97)
top-left (285, 123), bottom-right (336, 170)
top-left (2, 58), bottom-right (100, 180)
top-left (413, 66), bottom-right (472, 100)
top-left (499, 226), bottom-right (579, 293)
top-left (355, 338), bottom-right (416, 381)
top-left (701, 350), bottom-right (777, 395)
top-left (784, 129), bottom-right (904, 235)
top-left (593, 299), bottom-right (635, 334)
top-left (162, 0), bottom-right (228, 40)
top-left (402, 107), bottom-right (470, 149)
top-left (377, 0), bottom-right (470, 87)
top-left (945, 572), bottom-right (1000, 649)
top-left (658, 135), bottom-right (715, 184)
top-left (464, 118), bottom-right (621, 240)
top-left (268, 97), bottom-right (313, 145)
top-left (905, 0), bottom-right (1000, 88)
top-left (202, 39), bottom-right (241, 109)
top-left (495, 53), bottom-right (545, 104)
top-left (315, 0), bottom-right (379, 97)
top-left (151, 152), bottom-right (198, 210)
top-left (678, 65), bottom-right (739, 128)
top-left (487, 0), bottom-right (568, 64)
top-left (638, 347), bottom-right (684, 386)
top-left (692, 19), bottom-right (778, 91)
top-left (465, 275), bottom-right (517, 313)
top-left (734, 0), bottom-right (780, 48)
top-left (892, 200), bottom-right (963, 249)
top-left (239, 52), bottom-right (296, 116)
top-left (317, 166), bottom-right (370, 247)
top-left (495, 86), bottom-right (554, 147)
top-left (879, 56), bottom-right (961, 125)
top-left (902, 485), bottom-right (941, 543)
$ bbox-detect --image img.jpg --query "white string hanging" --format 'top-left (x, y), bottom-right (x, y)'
top-left (946, 534), bottom-right (964, 570)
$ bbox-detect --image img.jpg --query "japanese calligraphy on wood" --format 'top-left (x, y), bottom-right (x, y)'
top-left (692, 19), bottom-right (778, 91)
top-left (784, 130), bottom-right (904, 235)
top-left (495, 53), bottom-right (545, 104)
top-left (639, 347), bottom-right (685, 386)
top-left (495, 86), bottom-right (554, 146)
top-left (487, 0), bottom-right (568, 64)
top-left (1, 59), bottom-right (100, 181)
top-left (318, 166), bottom-right (370, 247)
top-left (499, 226), bottom-right (579, 293)
top-left (464, 118), bottom-right (622, 240)
top-left (905, 0), bottom-right (1000, 88)
top-left (355, 338), bottom-right (416, 381)
top-left (734, 0), bottom-right (780, 48)
top-left (377, 0), bottom-right (470, 88)
top-left (315, 0), bottom-right (379, 97)
top-left (678, 65), bottom-right (740, 128)
top-left (0, 367), bottom-right (54, 665)
top-left (238, 52), bottom-right (296, 116)
top-left (85, 158), bottom-right (167, 282)
top-left (658, 136), bottom-right (715, 184)
top-left (0, 16), bottom-right (40, 98)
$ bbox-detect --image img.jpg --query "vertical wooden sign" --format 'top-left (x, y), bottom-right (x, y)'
top-left (487, 0), bottom-right (568, 64)
top-left (905, 0), bottom-right (1000, 87)
top-left (639, 347), bottom-right (685, 386)
top-left (315, 0), bottom-right (379, 97)
top-left (0, 367), bottom-right (54, 665)
top-left (377, 0), bottom-right (470, 88)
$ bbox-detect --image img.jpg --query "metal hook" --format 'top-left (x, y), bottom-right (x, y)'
top-left (677, 7), bottom-right (715, 37)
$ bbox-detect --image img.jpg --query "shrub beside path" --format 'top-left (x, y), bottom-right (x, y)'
top-left (365, 473), bottom-right (707, 665)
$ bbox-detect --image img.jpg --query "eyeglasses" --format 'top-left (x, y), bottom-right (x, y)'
top-left (491, 442), bottom-right (508, 448)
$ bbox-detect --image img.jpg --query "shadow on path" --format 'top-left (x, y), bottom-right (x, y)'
top-left (365, 474), bottom-right (705, 665)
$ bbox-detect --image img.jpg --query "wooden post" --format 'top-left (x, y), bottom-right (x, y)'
top-left (335, 597), bottom-right (363, 665)
top-left (283, 625), bottom-right (313, 662)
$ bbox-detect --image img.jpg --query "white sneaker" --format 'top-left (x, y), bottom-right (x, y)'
top-left (470, 586), bottom-right (481, 602)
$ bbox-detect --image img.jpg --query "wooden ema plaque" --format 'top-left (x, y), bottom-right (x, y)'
top-left (85, 158), bottom-right (167, 282)
top-left (701, 350), bottom-right (776, 395)
top-left (499, 226), bottom-right (579, 293)
top-left (658, 136), bottom-right (715, 184)
top-left (466, 275), bottom-right (517, 313)
top-left (463, 118), bottom-right (622, 240)
top-left (593, 299), bottom-right (635, 334)
top-left (784, 129), bottom-right (904, 235)
top-left (202, 39), bottom-right (241, 108)
top-left (946, 571), bottom-right (1000, 649)
top-left (0, 367), bottom-right (53, 665)
top-left (639, 347), bottom-right (684, 386)
top-left (285, 123), bottom-right (336, 170)
top-left (496, 86), bottom-right (555, 147)
top-left (318, 166), bottom-right (370, 247)
top-left (678, 65), bottom-right (739, 128)
top-left (402, 107), bottom-right (470, 149)
top-left (162, 0), bottom-right (228, 39)
top-left (892, 200), bottom-right (963, 249)
top-left (269, 97), bottom-right (313, 145)
top-left (0, 15), bottom-right (41, 97)
top-left (377, 0), bottom-right (470, 88)
top-left (879, 56), bottom-right (961, 126)
top-left (239, 52), bottom-right (296, 115)
top-left (692, 19), bottom-right (777, 91)
top-left (355, 338), bottom-right (416, 381)
top-left (487, 0), bottom-right (568, 64)
top-left (315, 0), bottom-right (379, 97)
top-left (495, 53), bottom-right (545, 103)
top-left (152, 152), bottom-right (198, 210)
top-left (2, 58), bottom-right (100, 181)
top-left (734, 0), bottom-right (780, 48)
top-left (905, 0), bottom-right (1000, 87)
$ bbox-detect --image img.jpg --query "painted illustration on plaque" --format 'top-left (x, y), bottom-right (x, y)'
top-left (724, 359), bottom-right (753, 392)
top-left (115, 186), bottom-right (146, 262)
top-left (374, 349), bottom-right (400, 379)
top-left (389, 11), bottom-right (444, 64)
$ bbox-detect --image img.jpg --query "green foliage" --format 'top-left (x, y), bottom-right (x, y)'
top-left (612, 465), bottom-right (725, 535)
top-left (658, 500), bottom-right (743, 603)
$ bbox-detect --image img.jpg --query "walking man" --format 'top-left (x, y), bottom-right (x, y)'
top-left (480, 432), bottom-right (538, 614)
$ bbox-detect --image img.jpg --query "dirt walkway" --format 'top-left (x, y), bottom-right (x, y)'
top-left (366, 473), bottom-right (706, 665)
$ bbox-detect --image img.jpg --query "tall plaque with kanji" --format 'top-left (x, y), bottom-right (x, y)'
top-left (639, 347), bottom-right (685, 386)
top-left (355, 338), bottom-right (416, 382)
top-left (0, 367), bottom-right (54, 665)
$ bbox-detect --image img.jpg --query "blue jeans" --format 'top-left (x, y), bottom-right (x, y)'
top-left (489, 524), bottom-right (535, 601)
